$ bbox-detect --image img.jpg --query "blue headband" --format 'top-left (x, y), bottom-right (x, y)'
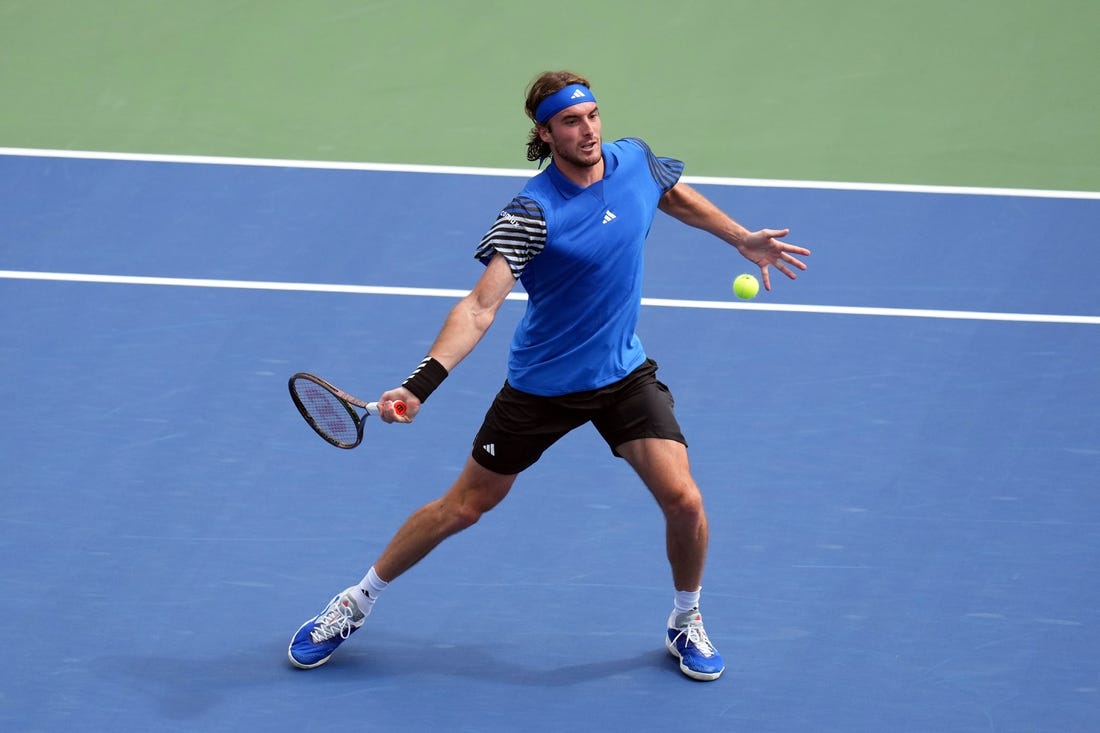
top-left (535, 84), bottom-right (596, 124)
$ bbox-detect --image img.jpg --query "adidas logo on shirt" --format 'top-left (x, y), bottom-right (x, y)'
top-left (570, 89), bottom-right (586, 99)
top-left (481, 443), bottom-right (496, 456)
top-left (602, 209), bottom-right (617, 224)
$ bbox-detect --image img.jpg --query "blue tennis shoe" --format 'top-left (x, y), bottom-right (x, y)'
top-left (666, 607), bottom-right (724, 681)
top-left (288, 587), bottom-right (367, 669)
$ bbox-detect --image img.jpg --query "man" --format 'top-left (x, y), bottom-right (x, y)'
top-left (289, 70), bottom-right (809, 681)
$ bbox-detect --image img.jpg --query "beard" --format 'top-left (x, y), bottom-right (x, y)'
top-left (553, 139), bottom-right (602, 169)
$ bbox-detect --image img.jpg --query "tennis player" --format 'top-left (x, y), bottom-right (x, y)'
top-left (289, 70), bottom-right (810, 680)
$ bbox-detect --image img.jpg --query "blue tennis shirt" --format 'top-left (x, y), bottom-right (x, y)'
top-left (475, 137), bottom-right (683, 396)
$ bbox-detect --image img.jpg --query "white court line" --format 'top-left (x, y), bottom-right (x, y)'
top-left (2, 146), bottom-right (1100, 199)
top-left (2, 270), bottom-right (1098, 325)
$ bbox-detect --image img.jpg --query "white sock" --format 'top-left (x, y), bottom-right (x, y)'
top-left (674, 587), bottom-right (701, 614)
top-left (357, 566), bottom-right (389, 606)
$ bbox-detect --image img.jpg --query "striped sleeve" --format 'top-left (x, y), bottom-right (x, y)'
top-left (474, 195), bottom-right (547, 279)
top-left (624, 137), bottom-right (684, 193)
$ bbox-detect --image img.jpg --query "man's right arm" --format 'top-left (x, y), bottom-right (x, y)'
top-left (378, 252), bottom-right (516, 422)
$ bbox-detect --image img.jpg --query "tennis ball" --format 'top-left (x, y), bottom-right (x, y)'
top-left (733, 273), bottom-right (760, 300)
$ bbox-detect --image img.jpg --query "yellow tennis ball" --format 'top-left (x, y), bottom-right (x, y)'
top-left (733, 273), bottom-right (760, 300)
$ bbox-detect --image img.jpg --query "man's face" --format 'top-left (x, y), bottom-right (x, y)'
top-left (539, 102), bottom-right (602, 168)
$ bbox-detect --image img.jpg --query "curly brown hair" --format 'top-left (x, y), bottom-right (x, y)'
top-left (524, 70), bottom-right (593, 163)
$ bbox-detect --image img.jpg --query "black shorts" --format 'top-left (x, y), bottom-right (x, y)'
top-left (471, 358), bottom-right (686, 475)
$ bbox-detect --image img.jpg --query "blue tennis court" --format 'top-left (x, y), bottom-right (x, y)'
top-left (2, 151), bottom-right (1098, 731)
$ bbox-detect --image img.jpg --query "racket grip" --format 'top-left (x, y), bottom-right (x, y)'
top-left (365, 400), bottom-right (407, 417)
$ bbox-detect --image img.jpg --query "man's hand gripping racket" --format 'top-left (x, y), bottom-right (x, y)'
top-left (289, 373), bottom-right (407, 449)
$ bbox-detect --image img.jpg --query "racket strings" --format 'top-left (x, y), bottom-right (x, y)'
top-left (297, 383), bottom-right (358, 444)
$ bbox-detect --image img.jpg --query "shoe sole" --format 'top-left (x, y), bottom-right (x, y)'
top-left (288, 648), bottom-right (332, 670)
top-left (665, 637), bottom-right (724, 681)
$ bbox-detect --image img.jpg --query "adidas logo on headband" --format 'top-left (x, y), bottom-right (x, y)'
top-left (570, 89), bottom-right (586, 99)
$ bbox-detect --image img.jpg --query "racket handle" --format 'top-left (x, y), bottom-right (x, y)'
top-left (365, 400), bottom-right (407, 417)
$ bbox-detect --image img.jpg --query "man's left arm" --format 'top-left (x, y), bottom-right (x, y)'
top-left (658, 181), bottom-right (810, 291)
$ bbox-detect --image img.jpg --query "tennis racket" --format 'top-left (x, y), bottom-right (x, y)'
top-left (288, 372), bottom-right (406, 449)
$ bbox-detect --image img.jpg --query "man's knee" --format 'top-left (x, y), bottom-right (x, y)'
top-left (444, 460), bottom-right (516, 530)
top-left (448, 492), bottom-right (498, 530)
top-left (658, 481), bottom-right (706, 522)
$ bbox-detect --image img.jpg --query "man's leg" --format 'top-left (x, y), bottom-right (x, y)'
top-left (374, 457), bottom-right (518, 581)
top-left (288, 457), bottom-right (517, 669)
top-left (616, 438), bottom-right (708, 589)
top-left (617, 437), bottom-right (724, 681)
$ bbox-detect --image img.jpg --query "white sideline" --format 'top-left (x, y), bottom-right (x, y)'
top-left (2, 270), bottom-right (1097, 325)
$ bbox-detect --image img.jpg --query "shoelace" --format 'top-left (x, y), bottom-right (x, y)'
top-left (309, 597), bottom-right (359, 643)
top-left (672, 622), bottom-right (717, 658)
